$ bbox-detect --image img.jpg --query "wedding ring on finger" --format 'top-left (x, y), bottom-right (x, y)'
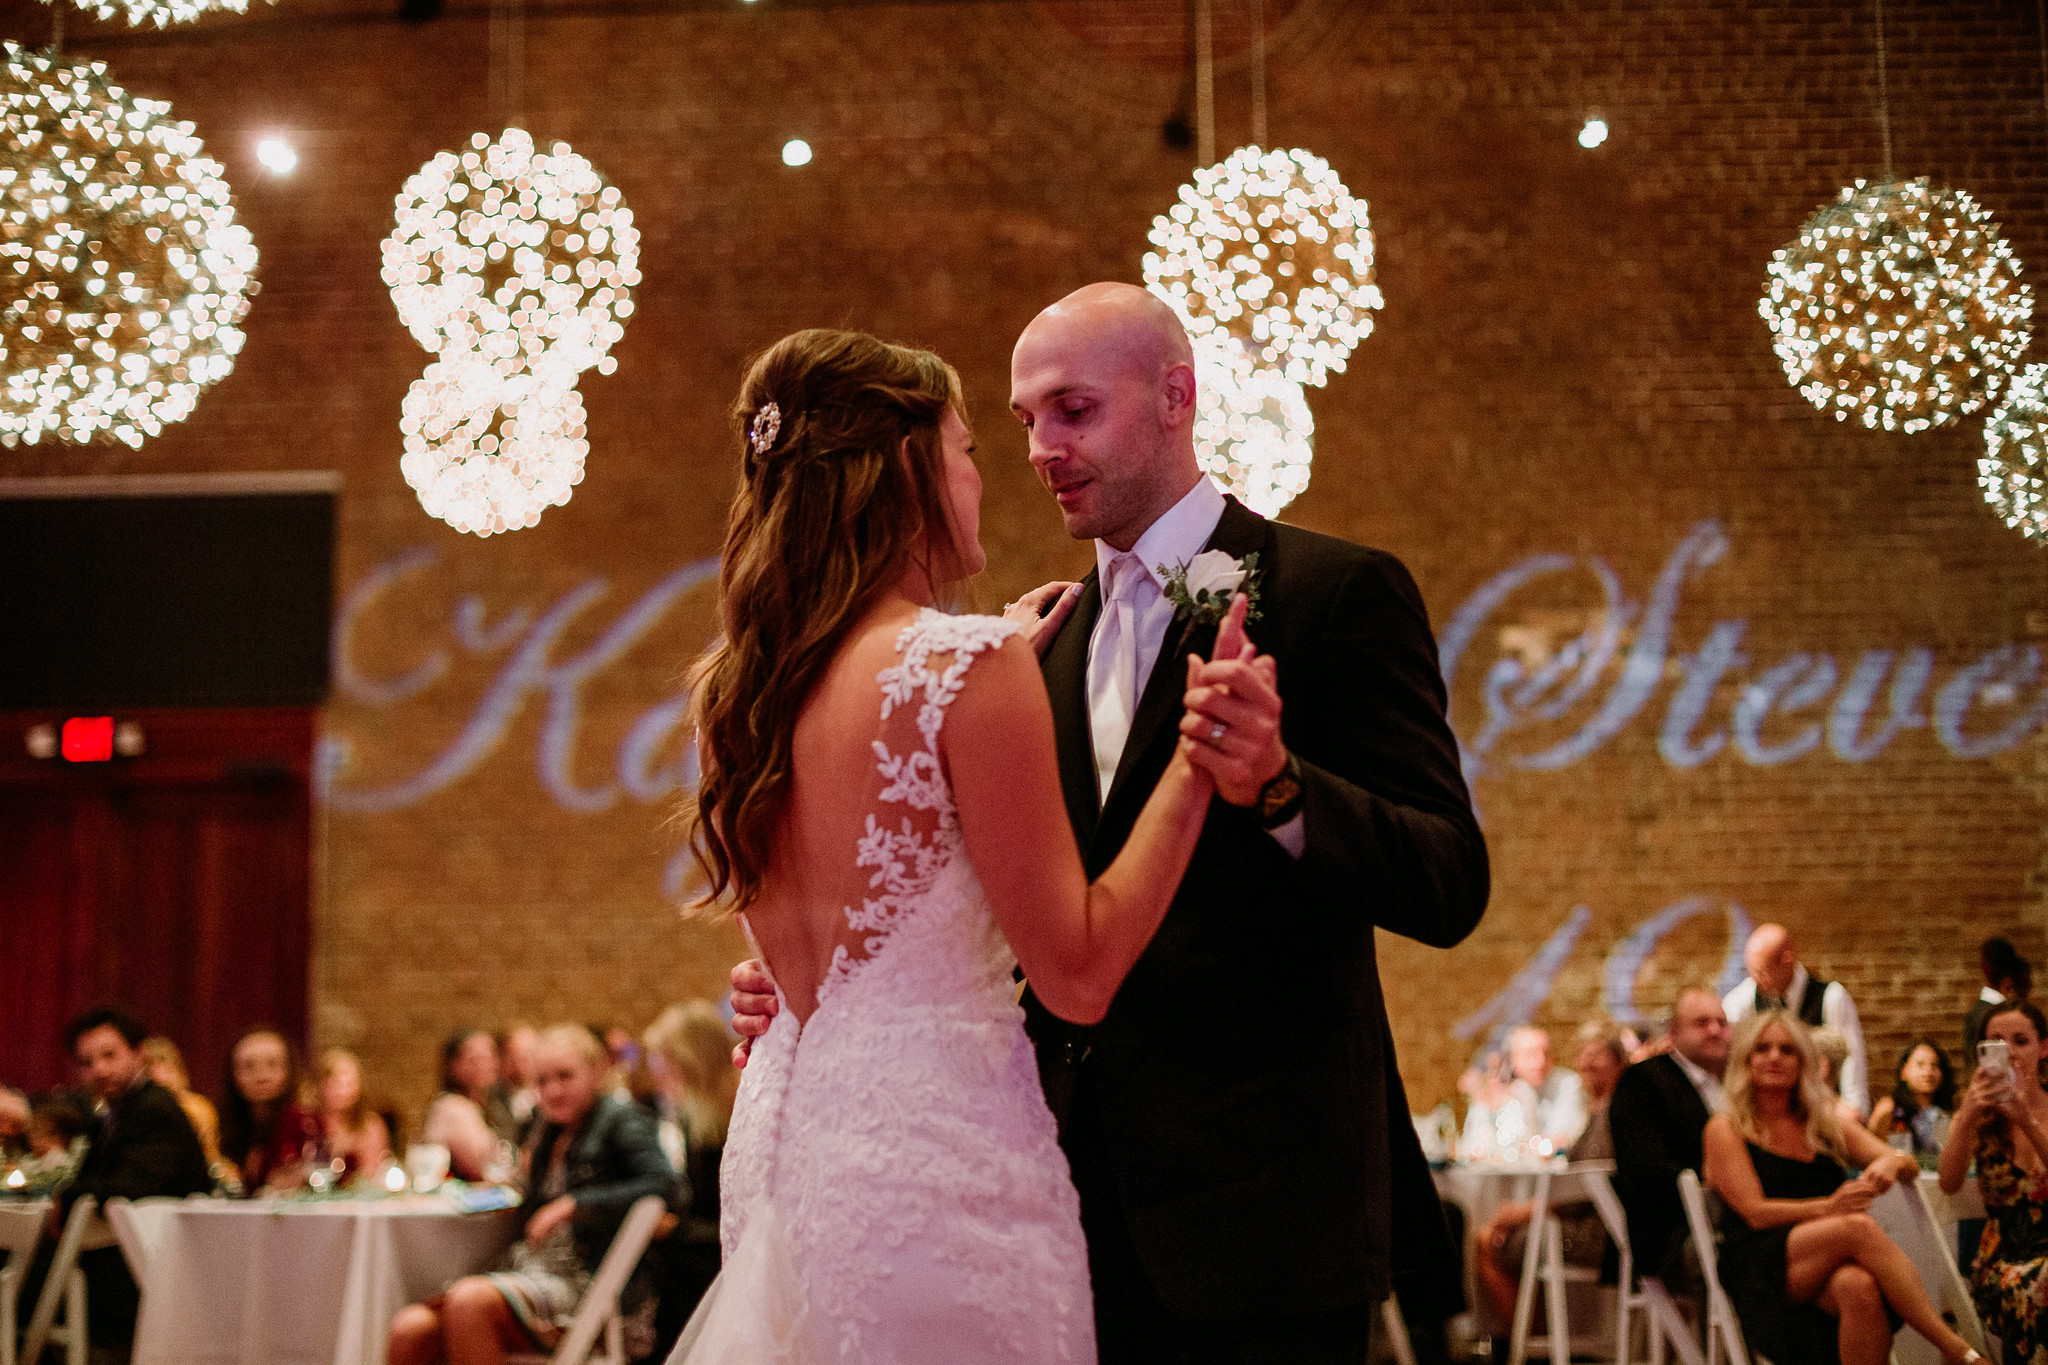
top-left (1207, 720), bottom-right (1229, 746)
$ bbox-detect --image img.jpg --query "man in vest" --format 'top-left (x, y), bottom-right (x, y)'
top-left (1723, 922), bottom-right (1870, 1117)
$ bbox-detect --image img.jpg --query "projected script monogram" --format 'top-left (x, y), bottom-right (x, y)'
top-left (323, 520), bottom-right (2048, 1021)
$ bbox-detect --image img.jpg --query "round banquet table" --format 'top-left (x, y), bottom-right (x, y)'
top-left (120, 1195), bottom-right (520, 1365)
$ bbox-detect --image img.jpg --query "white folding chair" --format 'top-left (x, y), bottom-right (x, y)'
top-left (1581, 1165), bottom-right (1704, 1365)
top-left (20, 1197), bottom-right (93, 1365)
top-left (1379, 1296), bottom-right (1417, 1365)
top-left (505, 1196), bottom-right (667, 1365)
top-left (0, 1203), bottom-right (48, 1365)
top-left (1899, 1181), bottom-right (1989, 1358)
top-left (1677, 1170), bottom-right (1765, 1365)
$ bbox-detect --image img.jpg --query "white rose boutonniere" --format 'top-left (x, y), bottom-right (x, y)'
top-left (1159, 548), bottom-right (1263, 626)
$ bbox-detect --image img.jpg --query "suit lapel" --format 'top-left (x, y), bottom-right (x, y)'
top-left (1039, 568), bottom-right (1102, 850)
top-left (1099, 496), bottom-right (1270, 829)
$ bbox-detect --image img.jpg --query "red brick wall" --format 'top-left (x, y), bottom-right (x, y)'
top-left (6, 0), bottom-right (2045, 1122)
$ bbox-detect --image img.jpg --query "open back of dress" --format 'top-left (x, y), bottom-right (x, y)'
top-left (673, 609), bottom-right (1095, 1365)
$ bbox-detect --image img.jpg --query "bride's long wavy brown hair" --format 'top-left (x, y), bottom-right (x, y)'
top-left (683, 328), bottom-right (967, 912)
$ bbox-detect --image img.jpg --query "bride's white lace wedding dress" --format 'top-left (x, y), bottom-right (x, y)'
top-left (670, 610), bottom-right (1096, 1364)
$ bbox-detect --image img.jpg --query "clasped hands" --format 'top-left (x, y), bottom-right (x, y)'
top-left (1003, 581), bottom-right (1287, 806)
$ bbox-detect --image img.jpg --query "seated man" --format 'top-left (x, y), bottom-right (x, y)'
top-left (1461, 1025), bottom-right (1587, 1159)
top-left (1608, 986), bottom-right (1729, 1285)
top-left (22, 1009), bottom-right (213, 1351)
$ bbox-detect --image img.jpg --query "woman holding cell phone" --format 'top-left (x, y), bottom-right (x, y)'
top-left (1940, 998), bottom-right (2048, 1363)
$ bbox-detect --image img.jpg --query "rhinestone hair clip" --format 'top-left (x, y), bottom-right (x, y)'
top-left (748, 401), bottom-right (782, 455)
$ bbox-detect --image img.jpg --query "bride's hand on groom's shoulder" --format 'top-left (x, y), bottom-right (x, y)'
top-left (1178, 594), bottom-right (1286, 807)
top-left (1000, 582), bottom-right (1083, 658)
top-left (729, 959), bottom-right (779, 1069)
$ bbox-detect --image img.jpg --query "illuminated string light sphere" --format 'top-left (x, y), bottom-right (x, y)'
top-left (382, 127), bottom-right (639, 535)
top-left (40, 0), bottom-right (253, 29)
top-left (1759, 178), bottom-right (2032, 434)
top-left (1192, 332), bottom-right (1314, 517)
top-left (399, 353), bottom-right (587, 536)
top-left (1979, 363), bottom-right (2048, 544)
top-left (1143, 144), bottom-right (1379, 388)
top-left (0, 45), bottom-right (258, 448)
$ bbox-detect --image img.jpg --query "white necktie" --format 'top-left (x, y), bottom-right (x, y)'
top-left (1090, 553), bottom-right (1146, 804)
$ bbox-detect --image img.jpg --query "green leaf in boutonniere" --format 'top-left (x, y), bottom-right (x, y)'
top-left (1159, 548), bottom-right (1263, 626)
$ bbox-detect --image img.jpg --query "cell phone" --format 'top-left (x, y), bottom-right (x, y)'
top-left (1979, 1038), bottom-right (2012, 1081)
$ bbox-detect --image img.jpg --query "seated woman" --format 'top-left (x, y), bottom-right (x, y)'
top-left (422, 1029), bottom-right (509, 1183)
top-left (642, 1002), bottom-right (740, 1329)
top-left (142, 1036), bottom-right (222, 1168)
top-left (316, 1049), bottom-right (392, 1185)
top-left (1869, 1038), bottom-right (1957, 1159)
top-left (1939, 998), bottom-right (2048, 1364)
top-left (388, 1025), bottom-right (685, 1365)
top-left (1474, 1022), bottom-right (1628, 1325)
top-left (1705, 1010), bottom-right (1980, 1365)
top-left (219, 1027), bottom-right (323, 1194)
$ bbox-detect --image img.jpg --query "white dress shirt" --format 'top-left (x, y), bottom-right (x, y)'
top-left (1724, 965), bottom-right (1869, 1115)
top-left (1084, 477), bottom-right (1304, 856)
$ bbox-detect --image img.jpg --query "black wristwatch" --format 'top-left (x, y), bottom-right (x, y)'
top-left (1257, 750), bottom-right (1304, 828)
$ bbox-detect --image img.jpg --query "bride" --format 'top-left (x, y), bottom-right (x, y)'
top-left (668, 328), bottom-right (1246, 1363)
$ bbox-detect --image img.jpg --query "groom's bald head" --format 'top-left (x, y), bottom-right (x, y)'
top-left (1010, 283), bottom-right (1202, 550)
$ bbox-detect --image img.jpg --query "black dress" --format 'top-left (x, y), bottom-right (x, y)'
top-left (1717, 1141), bottom-right (1849, 1365)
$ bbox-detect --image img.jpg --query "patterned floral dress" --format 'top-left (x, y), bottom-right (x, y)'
top-left (1972, 1119), bottom-right (2048, 1365)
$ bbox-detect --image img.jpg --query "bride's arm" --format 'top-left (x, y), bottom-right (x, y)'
top-left (947, 636), bottom-right (1215, 1025)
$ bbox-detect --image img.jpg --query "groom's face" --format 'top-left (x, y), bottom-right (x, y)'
top-left (1010, 330), bottom-right (1178, 549)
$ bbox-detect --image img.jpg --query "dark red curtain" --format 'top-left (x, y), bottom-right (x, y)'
top-left (0, 708), bottom-right (313, 1098)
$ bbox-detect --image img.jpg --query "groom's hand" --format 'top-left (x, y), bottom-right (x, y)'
top-left (729, 959), bottom-right (779, 1069)
top-left (1180, 594), bottom-right (1286, 807)
top-left (1001, 581), bottom-right (1082, 658)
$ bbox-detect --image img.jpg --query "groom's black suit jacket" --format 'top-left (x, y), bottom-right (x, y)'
top-left (1025, 494), bottom-right (1489, 1320)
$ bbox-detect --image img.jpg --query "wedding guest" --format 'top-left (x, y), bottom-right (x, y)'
top-left (20, 1008), bottom-right (210, 1350)
top-left (1866, 1039), bottom-right (1956, 1157)
top-left (0, 1085), bottom-right (28, 1158)
top-left (1460, 1025), bottom-right (1587, 1158)
top-left (141, 1036), bottom-right (222, 1167)
top-left (1473, 1022), bottom-right (1628, 1325)
top-left (1706, 1010), bottom-right (1979, 1365)
top-left (1609, 985), bottom-right (1729, 1286)
top-left (642, 1002), bottom-right (738, 1327)
top-left (497, 1023), bottom-right (540, 1130)
top-left (14, 1097), bottom-right (92, 1193)
top-left (422, 1029), bottom-right (509, 1181)
top-left (219, 1026), bottom-right (322, 1193)
top-left (387, 1025), bottom-right (686, 1365)
top-left (1725, 922), bottom-right (1870, 1116)
top-left (1939, 999), bottom-right (2048, 1362)
top-left (316, 1048), bottom-right (391, 1183)
top-left (1964, 937), bottom-right (2032, 1057)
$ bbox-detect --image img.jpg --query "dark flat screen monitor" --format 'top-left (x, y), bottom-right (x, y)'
top-left (0, 473), bottom-right (337, 709)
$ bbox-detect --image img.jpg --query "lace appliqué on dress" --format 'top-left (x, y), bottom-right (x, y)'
top-left (820, 610), bottom-right (1019, 1003)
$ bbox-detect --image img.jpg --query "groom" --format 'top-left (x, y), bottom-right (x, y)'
top-left (734, 284), bottom-right (1488, 1361)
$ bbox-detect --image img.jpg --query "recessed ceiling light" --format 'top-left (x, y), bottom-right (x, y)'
top-left (1578, 118), bottom-right (1608, 149)
top-left (256, 137), bottom-right (298, 174)
top-left (781, 139), bottom-right (812, 167)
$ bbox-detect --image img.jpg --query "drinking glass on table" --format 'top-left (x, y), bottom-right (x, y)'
top-left (406, 1142), bottom-right (451, 1192)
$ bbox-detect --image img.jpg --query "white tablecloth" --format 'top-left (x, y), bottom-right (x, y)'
top-left (123, 1197), bottom-right (519, 1365)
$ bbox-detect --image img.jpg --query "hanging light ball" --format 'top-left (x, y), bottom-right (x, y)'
top-left (1759, 177), bottom-right (2032, 434)
top-left (1191, 331), bottom-right (1315, 518)
top-left (0, 45), bottom-right (258, 448)
top-left (40, 0), bottom-right (253, 28)
top-left (1143, 144), bottom-right (1379, 388)
top-left (382, 127), bottom-right (638, 535)
top-left (383, 127), bottom-right (639, 378)
top-left (1979, 362), bottom-right (2048, 544)
top-left (398, 353), bottom-right (587, 537)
